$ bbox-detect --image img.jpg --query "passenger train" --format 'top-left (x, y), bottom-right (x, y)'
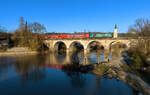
top-left (45, 33), bottom-right (113, 39)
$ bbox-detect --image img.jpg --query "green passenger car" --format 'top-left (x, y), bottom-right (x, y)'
top-left (95, 34), bottom-right (103, 37)
top-left (90, 33), bottom-right (94, 38)
top-left (107, 33), bottom-right (112, 37)
top-left (89, 33), bottom-right (112, 38)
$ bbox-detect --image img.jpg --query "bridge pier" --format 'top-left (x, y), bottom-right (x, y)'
top-left (65, 48), bottom-right (70, 63)
top-left (84, 49), bottom-right (87, 55)
top-left (49, 48), bottom-right (54, 53)
top-left (82, 55), bottom-right (88, 65)
top-left (66, 48), bottom-right (70, 55)
top-left (49, 42), bottom-right (54, 53)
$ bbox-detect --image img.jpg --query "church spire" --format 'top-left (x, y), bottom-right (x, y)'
top-left (113, 24), bottom-right (118, 38)
top-left (115, 24), bottom-right (117, 29)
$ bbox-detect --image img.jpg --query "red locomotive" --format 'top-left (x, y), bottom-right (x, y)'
top-left (45, 33), bottom-right (90, 39)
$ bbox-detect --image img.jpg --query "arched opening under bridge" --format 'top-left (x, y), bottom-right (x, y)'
top-left (87, 41), bottom-right (104, 54)
top-left (69, 41), bottom-right (84, 53)
top-left (54, 41), bottom-right (67, 54)
top-left (109, 41), bottom-right (127, 58)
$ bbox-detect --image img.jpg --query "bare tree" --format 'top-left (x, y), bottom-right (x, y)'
top-left (19, 17), bottom-right (25, 29)
top-left (128, 18), bottom-right (150, 37)
top-left (31, 22), bottom-right (46, 34)
top-left (29, 22), bottom-right (47, 51)
top-left (128, 18), bottom-right (150, 55)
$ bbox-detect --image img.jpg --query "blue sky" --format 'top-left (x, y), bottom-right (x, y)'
top-left (0, 0), bottom-right (150, 33)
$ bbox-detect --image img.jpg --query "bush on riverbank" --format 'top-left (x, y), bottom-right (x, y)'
top-left (0, 46), bottom-right (7, 52)
top-left (128, 50), bottom-right (149, 69)
top-left (93, 64), bottom-right (110, 75)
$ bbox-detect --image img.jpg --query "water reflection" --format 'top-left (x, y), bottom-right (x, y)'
top-left (0, 57), bottom-right (14, 81)
top-left (54, 51), bottom-right (66, 63)
top-left (12, 55), bottom-right (47, 85)
top-left (8, 48), bottom-right (125, 85)
top-left (63, 70), bottom-right (86, 88)
top-left (70, 51), bottom-right (84, 64)
top-left (0, 49), bottom-right (134, 95)
top-left (49, 48), bottom-right (124, 65)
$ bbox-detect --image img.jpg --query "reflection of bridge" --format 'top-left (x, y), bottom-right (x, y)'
top-left (46, 51), bottom-right (123, 65)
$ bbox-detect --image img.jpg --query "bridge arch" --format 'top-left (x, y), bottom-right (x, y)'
top-left (87, 41), bottom-right (104, 53)
top-left (54, 41), bottom-right (67, 52)
top-left (69, 41), bottom-right (84, 52)
top-left (109, 41), bottom-right (128, 52)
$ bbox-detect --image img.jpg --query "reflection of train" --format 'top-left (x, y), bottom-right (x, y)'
top-left (45, 33), bottom-right (113, 39)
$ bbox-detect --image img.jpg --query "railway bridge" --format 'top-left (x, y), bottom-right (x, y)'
top-left (44, 25), bottom-right (137, 64)
top-left (45, 25), bottom-right (136, 54)
top-left (45, 38), bottom-right (134, 54)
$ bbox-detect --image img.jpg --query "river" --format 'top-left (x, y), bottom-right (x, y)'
top-left (0, 52), bottom-right (134, 95)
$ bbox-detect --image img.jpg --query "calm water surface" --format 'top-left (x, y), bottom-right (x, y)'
top-left (0, 53), bottom-right (134, 95)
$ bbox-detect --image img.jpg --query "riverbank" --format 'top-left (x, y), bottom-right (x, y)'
top-left (92, 57), bottom-right (150, 95)
top-left (62, 60), bottom-right (150, 95)
top-left (0, 47), bottom-right (38, 57)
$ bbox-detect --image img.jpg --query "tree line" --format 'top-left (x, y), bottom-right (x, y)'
top-left (0, 17), bottom-right (48, 52)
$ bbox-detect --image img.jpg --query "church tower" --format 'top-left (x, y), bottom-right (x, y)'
top-left (113, 24), bottom-right (118, 38)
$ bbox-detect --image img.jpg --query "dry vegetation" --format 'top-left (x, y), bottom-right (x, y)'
top-left (0, 17), bottom-right (48, 52)
top-left (127, 18), bottom-right (150, 69)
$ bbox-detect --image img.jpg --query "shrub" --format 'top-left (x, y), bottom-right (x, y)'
top-left (130, 51), bottom-right (148, 69)
top-left (0, 46), bottom-right (7, 52)
top-left (93, 64), bottom-right (110, 75)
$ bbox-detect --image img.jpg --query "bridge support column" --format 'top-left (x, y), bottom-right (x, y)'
top-left (48, 41), bottom-right (54, 53)
top-left (66, 48), bottom-right (70, 55)
top-left (50, 48), bottom-right (54, 53)
top-left (82, 49), bottom-right (88, 65)
top-left (83, 55), bottom-right (88, 65)
top-left (84, 49), bottom-right (87, 55)
top-left (65, 48), bottom-right (70, 64)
